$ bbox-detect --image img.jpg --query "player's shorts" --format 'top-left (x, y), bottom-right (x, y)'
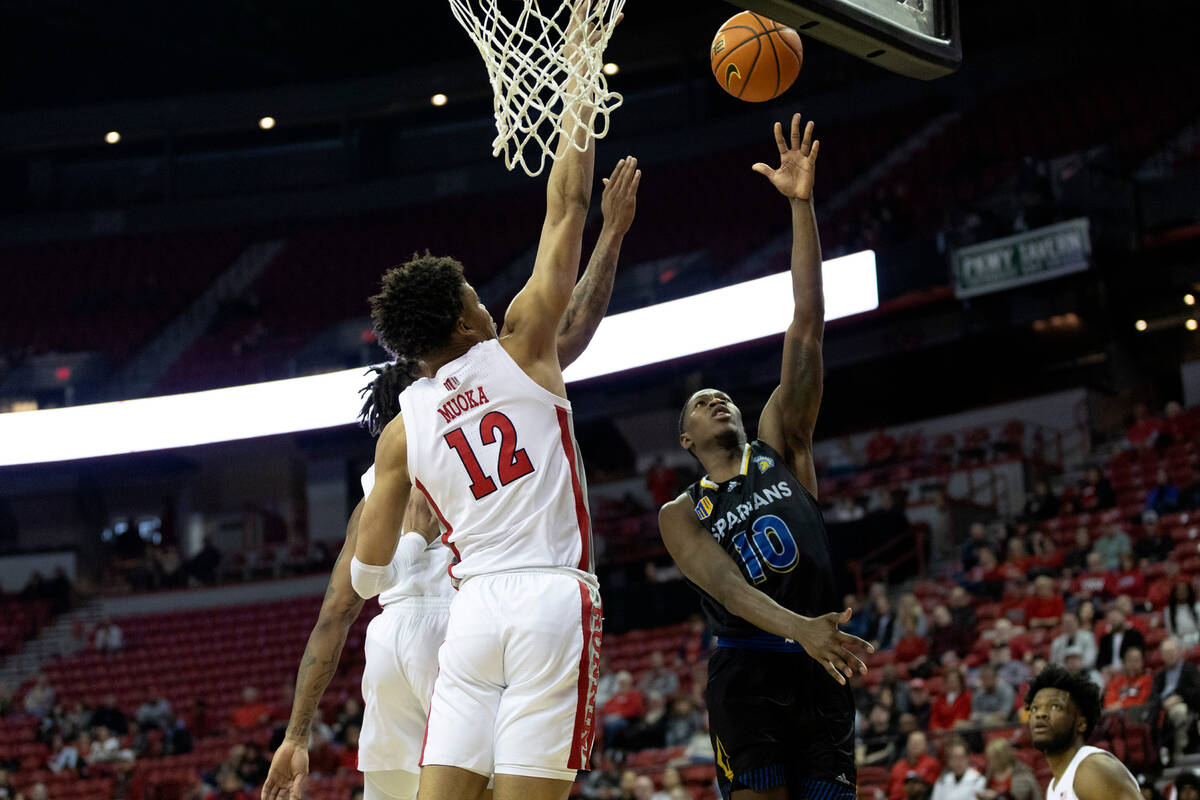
top-left (359, 596), bottom-right (453, 775)
top-left (421, 567), bottom-right (603, 781)
top-left (363, 770), bottom-right (419, 800)
top-left (706, 635), bottom-right (857, 800)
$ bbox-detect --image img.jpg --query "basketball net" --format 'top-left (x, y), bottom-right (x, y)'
top-left (448, 0), bottom-right (625, 177)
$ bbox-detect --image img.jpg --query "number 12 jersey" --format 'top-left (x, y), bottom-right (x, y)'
top-left (397, 338), bottom-right (592, 583)
top-left (683, 440), bottom-right (839, 639)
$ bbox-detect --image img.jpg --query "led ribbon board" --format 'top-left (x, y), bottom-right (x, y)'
top-left (0, 250), bottom-right (875, 466)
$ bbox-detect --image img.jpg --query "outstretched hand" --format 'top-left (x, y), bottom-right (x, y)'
top-left (262, 739), bottom-right (309, 800)
top-left (790, 607), bottom-right (873, 685)
top-left (752, 112), bottom-right (819, 201)
top-left (600, 156), bottom-right (641, 235)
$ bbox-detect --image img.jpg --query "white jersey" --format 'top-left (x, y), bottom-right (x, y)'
top-left (360, 465), bottom-right (455, 603)
top-left (397, 338), bottom-right (592, 582)
top-left (1046, 745), bottom-right (1139, 800)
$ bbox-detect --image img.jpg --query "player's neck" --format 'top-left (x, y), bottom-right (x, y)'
top-left (698, 440), bottom-right (746, 483)
top-left (1046, 741), bottom-right (1085, 783)
top-left (424, 339), bottom-right (479, 375)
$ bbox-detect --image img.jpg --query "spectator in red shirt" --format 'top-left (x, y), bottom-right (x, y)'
top-left (1127, 402), bottom-right (1166, 450)
top-left (645, 457), bottom-right (678, 508)
top-left (1079, 467), bottom-right (1116, 511)
top-left (1107, 552), bottom-right (1146, 599)
top-left (895, 614), bottom-right (929, 666)
top-left (1072, 553), bottom-right (1110, 599)
top-left (1104, 647), bottom-right (1153, 710)
top-left (337, 725), bottom-right (359, 771)
top-left (887, 730), bottom-right (941, 800)
top-left (1026, 575), bottom-right (1066, 628)
top-left (1028, 531), bottom-right (1063, 572)
top-left (930, 667), bottom-right (973, 732)
top-left (230, 686), bottom-right (272, 730)
top-left (866, 427), bottom-right (899, 467)
top-left (601, 671), bottom-right (646, 747)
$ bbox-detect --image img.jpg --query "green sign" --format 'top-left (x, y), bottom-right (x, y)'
top-left (952, 218), bottom-right (1092, 299)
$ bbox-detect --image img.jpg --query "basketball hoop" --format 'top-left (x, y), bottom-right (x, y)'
top-left (448, 0), bottom-right (625, 177)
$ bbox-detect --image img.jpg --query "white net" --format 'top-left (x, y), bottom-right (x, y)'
top-left (448, 0), bottom-right (626, 177)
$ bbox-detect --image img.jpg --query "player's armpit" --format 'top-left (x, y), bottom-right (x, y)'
top-left (1073, 754), bottom-right (1142, 800)
top-left (355, 415), bottom-right (412, 569)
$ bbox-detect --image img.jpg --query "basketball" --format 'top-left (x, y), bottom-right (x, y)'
top-left (710, 10), bottom-right (803, 103)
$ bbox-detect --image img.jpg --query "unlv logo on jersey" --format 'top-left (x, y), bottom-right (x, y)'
top-left (443, 376), bottom-right (460, 392)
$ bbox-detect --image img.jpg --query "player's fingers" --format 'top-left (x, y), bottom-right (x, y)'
top-left (792, 113), bottom-right (803, 150)
top-left (751, 162), bottom-right (773, 176)
top-left (842, 648), bottom-right (869, 675)
top-left (630, 169), bottom-right (642, 193)
top-left (622, 157), bottom-right (638, 188)
top-left (799, 118), bottom-right (813, 154)
top-left (809, 139), bottom-right (820, 164)
top-left (823, 658), bottom-right (847, 685)
top-left (290, 774), bottom-right (305, 800)
top-left (839, 631), bottom-right (875, 654)
top-left (773, 121), bottom-right (788, 155)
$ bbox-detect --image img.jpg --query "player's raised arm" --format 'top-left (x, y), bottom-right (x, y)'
top-left (659, 495), bottom-right (872, 684)
top-left (501, 3), bottom-right (605, 386)
top-left (753, 113), bottom-right (824, 496)
top-left (352, 417), bottom-right (414, 598)
top-left (555, 156), bottom-right (641, 368)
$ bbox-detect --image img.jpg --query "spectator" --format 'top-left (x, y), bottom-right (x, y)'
top-left (27, 784), bottom-right (48, 800)
top-left (1183, 464), bottom-right (1200, 511)
top-left (898, 594), bottom-right (929, 636)
top-left (579, 755), bottom-right (621, 800)
top-left (1147, 637), bottom-right (1200, 762)
top-left (237, 742), bottom-right (270, 786)
top-left (894, 713), bottom-right (921, 758)
top-left (23, 675), bottom-right (54, 719)
top-left (930, 738), bottom-right (985, 800)
top-left (135, 689), bottom-right (172, 731)
top-left (615, 770), bottom-right (638, 800)
top-left (654, 767), bottom-right (683, 800)
top-left (1028, 531), bottom-right (1062, 574)
top-left (663, 698), bottom-right (700, 748)
top-left (844, 593), bottom-right (872, 640)
top-left (46, 734), bottom-right (81, 773)
top-left (866, 427), bottom-right (899, 467)
top-left (1176, 772), bottom-right (1200, 800)
top-left (887, 731), bottom-right (941, 800)
top-left (990, 643), bottom-right (1031, 690)
top-left (1127, 403), bottom-right (1165, 450)
top-left (1022, 480), bottom-right (1059, 522)
top-left (930, 668), bottom-right (972, 731)
top-left (88, 726), bottom-right (133, 763)
top-left (960, 523), bottom-right (989, 571)
top-left (1146, 469), bottom-right (1182, 516)
top-left (595, 656), bottom-right (619, 709)
top-left (637, 652), bottom-right (679, 698)
top-left (1136, 511), bottom-right (1175, 563)
top-left (895, 615), bottom-right (929, 666)
top-left (1062, 527), bottom-right (1093, 573)
top-left (948, 587), bottom-right (977, 631)
top-left (904, 772), bottom-right (933, 800)
top-left (828, 436), bottom-right (864, 475)
top-left (1098, 608), bottom-right (1147, 672)
top-left (1063, 647), bottom-right (1105, 692)
top-left (869, 594), bottom-right (897, 650)
top-left (601, 671), bottom-right (645, 749)
top-left (1026, 576), bottom-right (1065, 629)
top-left (1080, 467), bottom-right (1116, 511)
top-left (1104, 647), bottom-right (1153, 711)
top-left (1094, 525), bottom-right (1133, 571)
top-left (646, 457), bottom-right (677, 507)
top-left (93, 618), bottom-right (123, 653)
top-left (907, 680), bottom-right (933, 729)
top-left (0, 769), bottom-right (12, 800)
top-left (1049, 612), bottom-right (1097, 669)
top-left (674, 711), bottom-right (714, 765)
top-left (185, 537), bottom-right (222, 586)
top-left (1108, 552), bottom-right (1146, 599)
top-left (213, 767), bottom-right (251, 800)
top-left (165, 714), bottom-right (193, 756)
top-left (1166, 581), bottom-right (1200, 645)
top-left (966, 549), bottom-right (1004, 600)
top-left (858, 704), bottom-right (897, 766)
top-left (0, 683), bottom-right (11, 718)
top-left (333, 698), bottom-right (362, 743)
top-left (631, 775), bottom-right (656, 800)
top-left (979, 738), bottom-right (1040, 800)
top-left (231, 686), bottom-right (271, 730)
top-left (971, 664), bottom-right (1015, 727)
top-left (928, 605), bottom-right (972, 663)
top-left (89, 693), bottom-right (129, 736)
top-left (1077, 599), bottom-right (1098, 634)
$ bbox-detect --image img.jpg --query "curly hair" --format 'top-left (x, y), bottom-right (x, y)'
top-left (1025, 663), bottom-right (1102, 739)
top-left (358, 359), bottom-right (420, 437)
top-left (369, 252), bottom-right (465, 359)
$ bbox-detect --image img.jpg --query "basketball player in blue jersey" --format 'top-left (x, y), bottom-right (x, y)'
top-left (1026, 665), bottom-right (1140, 800)
top-left (261, 159), bottom-right (639, 800)
top-left (659, 114), bottom-right (872, 800)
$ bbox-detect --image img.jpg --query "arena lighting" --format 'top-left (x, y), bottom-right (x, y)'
top-left (431, 93), bottom-right (448, 107)
top-left (603, 62), bottom-right (619, 75)
top-left (1188, 319), bottom-right (1198, 332)
top-left (1186, 294), bottom-right (1196, 306)
top-left (104, 131), bottom-right (121, 144)
top-left (258, 116), bottom-right (276, 130)
top-left (0, 250), bottom-right (875, 466)
top-left (1135, 319), bottom-right (1148, 332)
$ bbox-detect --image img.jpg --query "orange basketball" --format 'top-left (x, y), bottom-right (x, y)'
top-left (710, 10), bottom-right (804, 103)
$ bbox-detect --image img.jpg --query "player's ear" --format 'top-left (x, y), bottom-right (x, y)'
top-left (679, 430), bottom-right (693, 451)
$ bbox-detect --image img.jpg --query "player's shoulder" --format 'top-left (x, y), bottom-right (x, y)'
top-left (1074, 749), bottom-right (1138, 799)
top-left (375, 413), bottom-right (408, 462)
top-left (660, 491), bottom-right (700, 526)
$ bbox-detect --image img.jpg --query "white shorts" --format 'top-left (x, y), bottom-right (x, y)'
top-left (359, 596), bottom-right (452, 774)
top-left (363, 770), bottom-right (419, 800)
top-left (420, 569), bottom-right (603, 781)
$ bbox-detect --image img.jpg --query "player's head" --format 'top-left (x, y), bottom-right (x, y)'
top-left (1025, 664), bottom-right (1102, 755)
top-left (369, 252), bottom-right (496, 361)
top-left (678, 388), bottom-right (747, 457)
top-left (358, 359), bottom-right (420, 437)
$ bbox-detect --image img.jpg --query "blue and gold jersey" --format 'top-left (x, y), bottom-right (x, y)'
top-left (684, 439), bottom-right (838, 639)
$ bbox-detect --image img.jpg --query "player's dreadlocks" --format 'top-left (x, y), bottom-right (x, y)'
top-left (1025, 663), bottom-right (1102, 739)
top-left (369, 252), bottom-right (465, 360)
top-left (358, 359), bottom-right (420, 437)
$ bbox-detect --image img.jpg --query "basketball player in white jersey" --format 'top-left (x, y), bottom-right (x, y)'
top-left (261, 155), bottom-right (640, 800)
top-left (1026, 664), bottom-right (1141, 800)
top-left (351, 17), bottom-right (628, 798)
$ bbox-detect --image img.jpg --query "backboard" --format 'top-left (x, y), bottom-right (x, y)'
top-left (730, 0), bottom-right (961, 80)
